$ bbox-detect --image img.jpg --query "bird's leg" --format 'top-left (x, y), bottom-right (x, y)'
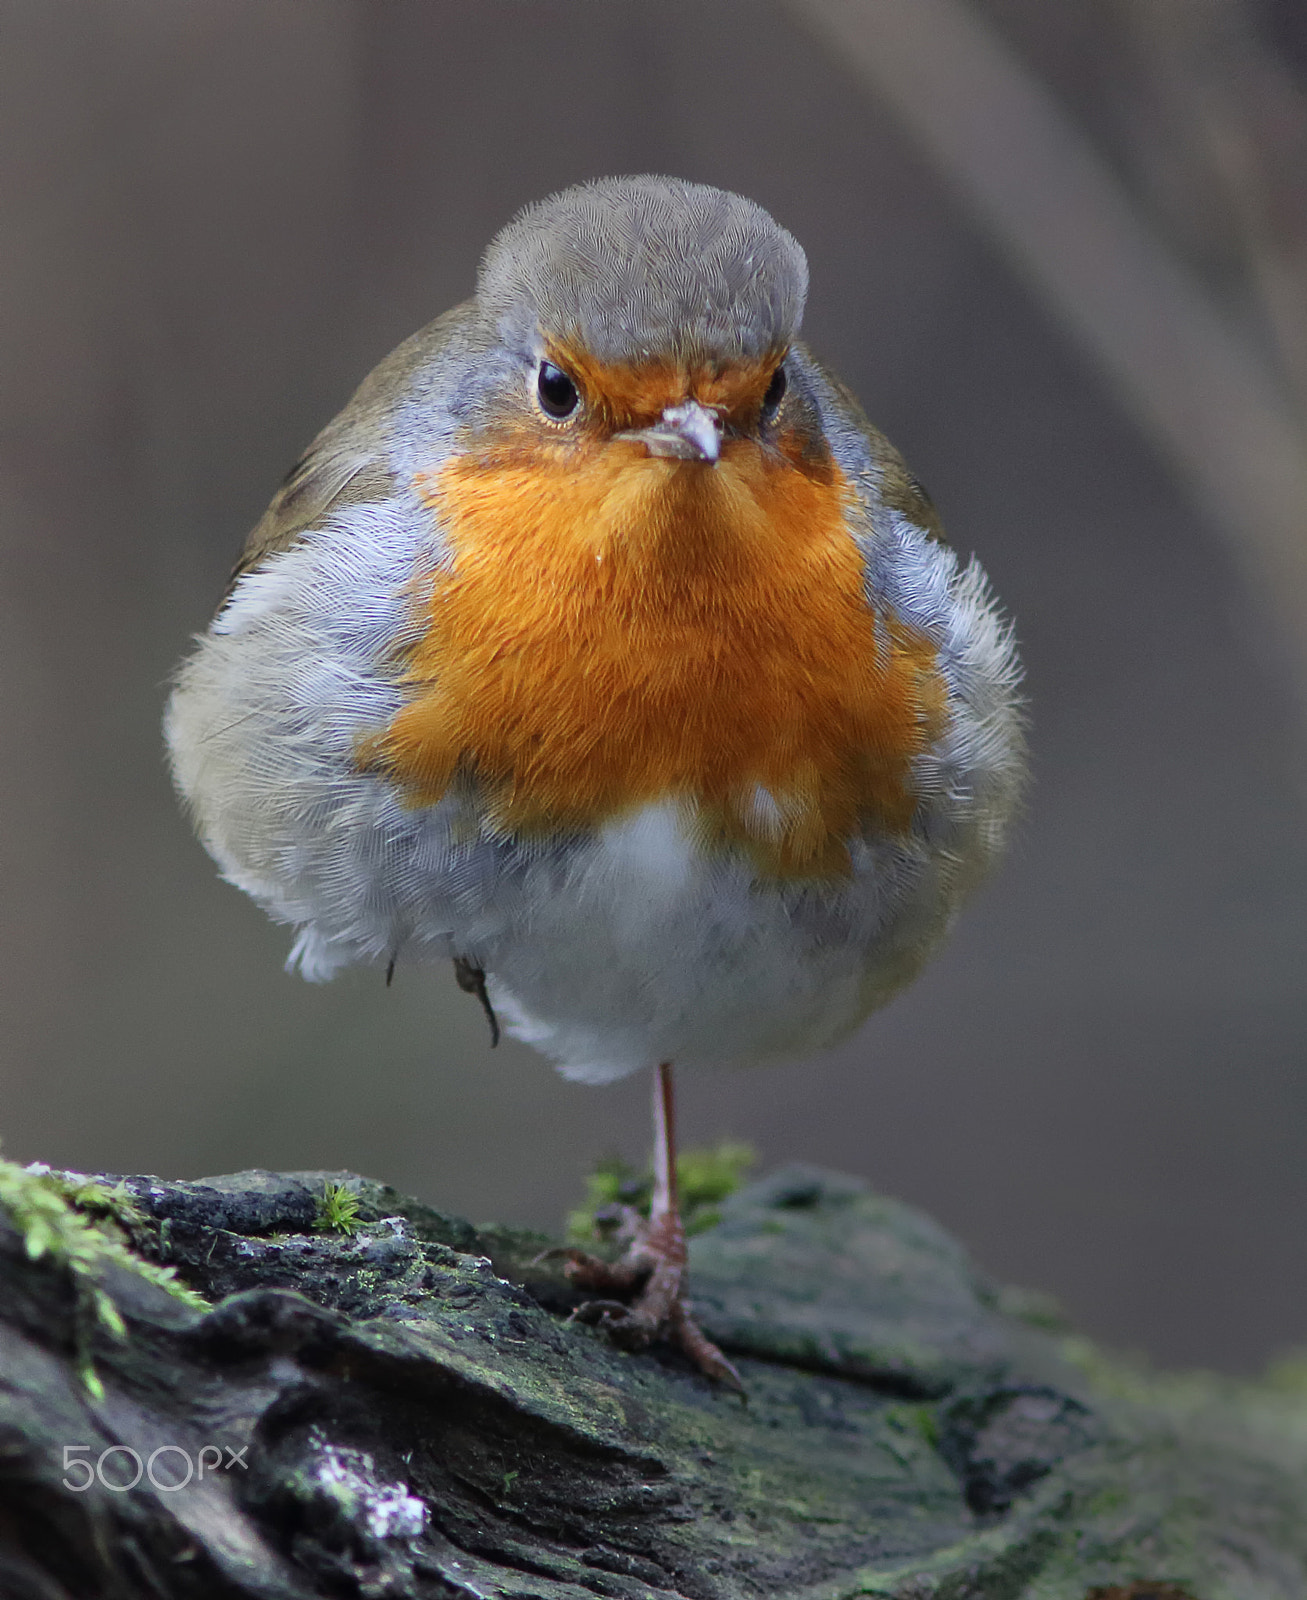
top-left (565, 1063), bottom-right (744, 1393)
top-left (452, 956), bottom-right (500, 1047)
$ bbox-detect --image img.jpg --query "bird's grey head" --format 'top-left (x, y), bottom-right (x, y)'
top-left (477, 175), bottom-right (809, 366)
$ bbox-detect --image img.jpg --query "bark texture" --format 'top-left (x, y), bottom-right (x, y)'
top-left (1, 1162), bottom-right (1305, 1599)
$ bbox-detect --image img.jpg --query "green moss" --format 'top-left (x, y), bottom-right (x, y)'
top-left (565, 1142), bottom-right (756, 1244)
top-left (677, 1140), bottom-right (757, 1224)
top-left (0, 1155), bottom-right (208, 1396)
top-left (886, 1402), bottom-right (940, 1450)
top-left (314, 1180), bottom-right (363, 1237)
top-left (563, 1155), bottom-right (642, 1244)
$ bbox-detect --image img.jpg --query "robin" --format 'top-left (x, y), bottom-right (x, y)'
top-left (166, 176), bottom-right (1025, 1390)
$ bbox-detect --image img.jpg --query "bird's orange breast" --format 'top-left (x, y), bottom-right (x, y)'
top-left (372, 435), bottom-right (945, 878)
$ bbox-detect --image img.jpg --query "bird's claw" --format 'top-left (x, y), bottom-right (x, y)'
top-left (561, 1233), bottom-right (744, 1390)
top-left (568, 1297), bottom-right (635, 1327)
top-left (560, 1249), bottom-right (644, 1296)
top-left (672, 1302), bottom-right (747, 1399)
top-left (528, 1244), bottom-right (581, 1268)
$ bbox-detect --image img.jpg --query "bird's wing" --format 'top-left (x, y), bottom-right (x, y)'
top-left (227, 439), bottom-right (392, 596)
top-left (800, 345), bottom-right (949, 548)
top-left (222, 303), bottom-right (475, 603)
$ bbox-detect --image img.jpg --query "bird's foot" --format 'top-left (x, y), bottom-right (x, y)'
top-left (561, 1211), bottom-right (744, 1395)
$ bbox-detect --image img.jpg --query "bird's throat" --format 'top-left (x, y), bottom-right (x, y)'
top-left (369, 442), bottom-right (945, 877)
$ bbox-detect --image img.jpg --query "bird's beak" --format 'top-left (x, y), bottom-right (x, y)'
top-left (616, 400), bottom-right (722, 463)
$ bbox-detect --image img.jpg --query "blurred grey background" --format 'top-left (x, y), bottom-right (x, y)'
top-left (2, 0), bottom-right (1305, 1374)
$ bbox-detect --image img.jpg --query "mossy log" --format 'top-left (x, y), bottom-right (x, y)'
top-left (2, 1161), bottom-right (1305, 1599)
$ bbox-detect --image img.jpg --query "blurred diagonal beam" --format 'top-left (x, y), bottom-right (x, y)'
top-left (787, 0), bottom-right (1307, 719)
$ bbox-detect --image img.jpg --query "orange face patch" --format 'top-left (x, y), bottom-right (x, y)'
top-left (540, 339), bottom-right (781, 433)
top-left (370, 417), bottom-right (945, 879)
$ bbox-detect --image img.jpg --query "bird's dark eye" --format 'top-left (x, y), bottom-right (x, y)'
top-left (536, 361), bottom-right (580, 419)
top-left (761, 363), bottom-right (787, 420)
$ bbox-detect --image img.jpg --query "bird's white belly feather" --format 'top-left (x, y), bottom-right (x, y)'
top-left (480, 798), bottom-right (927, 1083)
